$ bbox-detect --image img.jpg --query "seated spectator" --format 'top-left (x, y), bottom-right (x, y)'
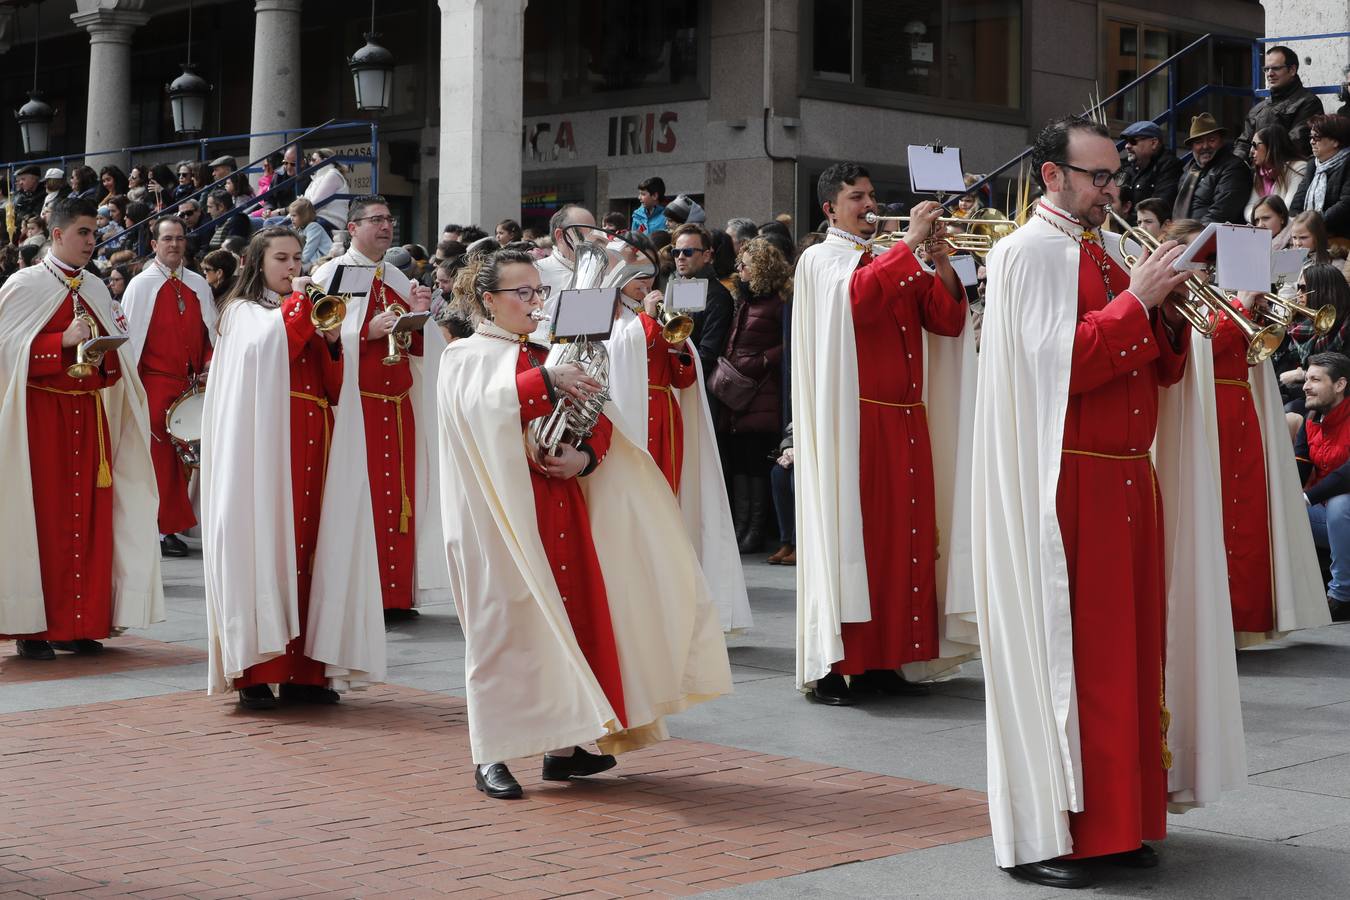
top-left (1175, 113), bottom-right (1251, 224)
top-left (40, 167), bottom-right (68, 217)
top-left (1135, 197), bottom-right (1172, 240)
top-left (199, 248), bottom-right (238, 299)
top-left (631, 175), bottom-right (667, 234)
top-left (209, 155), bottom-right (237, 183)
top-left (97, 165), bottom-right (128, 205)
top-left (495, 218), bottom-right (523, 245)
top-left (67, 165), bottom-right (98, 201)
top-left (1276, 264), bottom-right (1350, 409)
top-left (20, 215), bottom-right (48, 249)
top-left (302, 148), bottom-right (350, 232)
top-left (176, 198), bottom-right (207, 258)
top-left (105, 263), bottom-right (132, 302)
top-left (1238, 45), bottom-right (1325, 158)
top-left (287, 198), bottom-right (332, 270)
top-left (725, 217), bottom-right (758, 254)
top-left (255, 152), bottom-right (283, 203)
top-left (94, 205), bottom-right (122, 260)
top-left (205, 189), bottom-right (252, 253)
top-left (1293, 350), bottom-right (1350, 621)
top-left (1252, 194), bottom-right (1293, 250)
top-left (1122, 120), bottom-right (1183, 214)
top-left (171, 161), bottom-right (196, 203)
top-left (225, 171), bottom-right (256, 210)
top-left (126, 165), bottom-right (149, 204)
top-left (1291, 114), bottom-right (1350, 241)
top-left (146, 164), bottom-right (177, 212)
top-left (1290, 211), bottom-right (1344, 270)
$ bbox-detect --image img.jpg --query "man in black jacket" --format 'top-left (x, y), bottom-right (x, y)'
top-left (1174, 113), bottom-right (1250, 224)
top-left (670, 222), bottom-right (733, 410)
top-left (1121, 121), bottom-right (1183, 216)
top-left (10, 164), bottom-right (43, 227)
top-left (1236, 46), bottom-right (1326, 159)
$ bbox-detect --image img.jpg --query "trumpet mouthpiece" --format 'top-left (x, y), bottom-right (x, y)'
top-left (529, 308), bottom-right (550, 322)
top-left (864, 212), bottom-right (881, 224)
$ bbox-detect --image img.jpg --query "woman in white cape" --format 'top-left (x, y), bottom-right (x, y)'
top-left (437, 249), bottom-right (732, 800)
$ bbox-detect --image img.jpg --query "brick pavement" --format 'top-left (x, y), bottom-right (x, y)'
top-left (0, 636), bottom-right (205, 685)
top-left (0, 684), bottom-right (990, 898)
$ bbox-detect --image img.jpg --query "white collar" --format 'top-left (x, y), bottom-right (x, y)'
top-left (825, 227), bottom-right (872, 251)
top-left (1034, 199), bottom-right (1100, 242)
top-left (45, 249), bottom-right (82, 273)
top-left (549, 246), bottom-right (575, 269)
top-left (153, 258), bottom-right (184, 280)
top-left (260, 288), bottom-right (283, 308)
top-left (347, 245), bottom-right (381, 268)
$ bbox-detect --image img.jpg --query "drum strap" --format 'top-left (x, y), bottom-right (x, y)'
top-left (31, 384), bottom-right (111, 488)
top-left (359, 388), bottom-right (413, 533)
top-left (289, 391), bottom-right (333, 477)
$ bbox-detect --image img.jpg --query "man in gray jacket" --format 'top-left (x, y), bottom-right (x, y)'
top-left (1235, 46), bottom-right (1325, 158)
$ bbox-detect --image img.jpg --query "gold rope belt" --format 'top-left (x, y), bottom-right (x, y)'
top-left (289, 391), bottom-right (333, 476)
top-left (648, 384), bottom-right (680, 494)
top-left (360, 388), bottom-right (412, 533)
top-left (1214, 378), bottom-right (1252, 391)
top-left (860, 397), bottom-right (925, 409)
top-left (31, 384), bottom-right (111, 488)
top-left (1061, 448), bottom-right (1149, 461)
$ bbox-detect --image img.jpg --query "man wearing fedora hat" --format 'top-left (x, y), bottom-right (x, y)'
top-left (1121, 121), bottom-right (1184, 216)
top-left (1173, 112), bottom-right (1250, 225)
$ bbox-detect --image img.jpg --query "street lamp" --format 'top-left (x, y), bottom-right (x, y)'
top-left (167, 0), bottom-right (212, 136)
top-left (348, 2), bottom-right (394, 112)
top-left (14, 0), bottom-right (54, 155)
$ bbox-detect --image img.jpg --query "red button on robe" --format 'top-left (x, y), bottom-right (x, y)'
top-left (517, 343), bottom-right (628, 727)
top-left (235, 292), bottom-right (342, 689)
top-left (359, 277), bottom-right (423, 611)
top-left (638, 311), bottom-right (697, 493)
top-left (138, 276), bottom-right (210, 535)
top-left (1056, 242), bottom-right (1188, 860)
top-left (1210, 302), bottom-right (1275, 633)
top-left (833, 242), bottom-right (965, 675)
top-left (2, 293), bottom-right (121, 642)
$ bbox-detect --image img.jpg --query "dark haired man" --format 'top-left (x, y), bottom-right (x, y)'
top-left (792, 161), bottom-right (975, 711)
top-left (120, 216), bottom-right (215, 557)
top-left (11, 164), bottom-right (44, 225)
top-left (670, 223), bottom-right (733, 387)
top-left (0, 197), bottom-right (162, 660)
top-left (632, 176), bottom-right (667, 234)
top-left (1236, 45), bottom-right (1324, 158)
top-left (1296, 351), bottom-right (1350, 622)
top-left (972, 116), bottom-right (1245, 888)
top-left (313, 195), bottom-right (436, 621)
top-left (1120, 121), bottom-right (1183, 215)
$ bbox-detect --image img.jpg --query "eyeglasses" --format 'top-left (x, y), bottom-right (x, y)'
top-left (672, 247), bottom-right (703, 258)
top-left (354, 215), bottom-right (395, 226)
top-left (178, 171), bottom-right (191, 179)
top-left (1310, 133), bottom-right (1326, 143)
top-left (1262, 65), bottom-right (1291, 74)
top-left (177, 208), bottom-right (198, 217)
top-left (487, 285), bottom-right (552, 302)
top-left (1057, 162), bottom-right (1129, 188)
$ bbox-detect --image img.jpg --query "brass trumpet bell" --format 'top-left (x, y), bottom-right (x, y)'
top-left (657, 304), bottom-right (694, 344)
top-left (66, 313), bottom-right (102, 379)
top-left (382, 301), bottom-right (410, 366)
top-left (1264, 292), bottom-right (1336, 336)
top-left (304, 284), bottom-right (347, 333)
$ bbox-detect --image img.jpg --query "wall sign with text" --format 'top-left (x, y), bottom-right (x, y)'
top-left (522, 102), bottom-right (705, 171)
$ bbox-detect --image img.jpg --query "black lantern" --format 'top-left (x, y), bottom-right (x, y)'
top-left (349, 33), bottom-right (394, 112)
top-left (167, 64), bottom-right (211, 136)
top-left (15, 90), bottom-right (54, 156)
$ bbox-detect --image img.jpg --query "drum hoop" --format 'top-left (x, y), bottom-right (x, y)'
top-left (165, 384), bottom-right (206, 441)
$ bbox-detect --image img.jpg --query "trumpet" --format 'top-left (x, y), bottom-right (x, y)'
top-left (303, 283), bottom-right (347, 333)
top-left (1262, 289), bottom-right (1336, 336)
top-left (865, 211), bottom-right (1017, 258)
top-left (66, 312), bottom-right (104, 379)
top-left (1106, 207), bottom-right (1284, 364)
top-left (656, 302), bottom-right (694, 344)
top-left (382, 301), bottom-right (411, 366)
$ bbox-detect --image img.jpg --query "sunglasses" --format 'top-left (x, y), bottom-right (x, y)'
top-left (672, 247), bottom-right (703, 258)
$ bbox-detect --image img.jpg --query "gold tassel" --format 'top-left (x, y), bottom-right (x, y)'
top-left (97, 458), bottom-right (112, 488)
top-left (95, 393), bottom-right (112, 488)
top-left (399, 493), bottom-right (411, 534)
top-left (1160, 661), bottom-right (1173, 770)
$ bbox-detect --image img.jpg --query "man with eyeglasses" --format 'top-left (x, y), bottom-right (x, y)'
top-left (312, 195), bottom-right (437, 622)
top-left (972, 115), bottom-right (1243, 889)
top-left (120, 216), bottom-right (215, 558)
top-left (1173, 112), bottom-right (1251, 225)
top-left (1235, 45), bottom-right (1324, 159)
top-left (1120, 121), bottom-right (1183, 217)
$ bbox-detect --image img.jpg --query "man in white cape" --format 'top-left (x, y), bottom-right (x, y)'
top-left (792, 162), bottom-right (979, 707)
top-left (0, 196), bottom-right (163, 659)
top-left (971, 116), bottom-right (1245, 889)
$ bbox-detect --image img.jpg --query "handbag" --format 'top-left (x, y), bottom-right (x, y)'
top-left (709, 356), bottom-right (764, 411)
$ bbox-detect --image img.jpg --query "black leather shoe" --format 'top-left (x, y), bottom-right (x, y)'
top-left (1330, 597), bottom-right (1350, 623)
top-left (50, 639), bottom-right (103, 654)
top-left (1004, 860), bottom-right (1094, 889)
top-left (1104, 844), bottom-right (1158, 868)
top-left (542, 747), bottom-right (617, 781)
top-left (475, 763), bottom-right (523, 799)
top-left (160, 534), bottom-right (189, 558)
top-left (810, 672), bottom-right (855, 706)
top-left (853, 669), bottom-right (931, 696)
top-left (238, 685), bottom-right (278, 710)
top-left (279, 683), bottom-right (340, 704)
top-left (15, 639), bottom-right (55, 661)
top-left (383, 607), bottom-right (421, 623)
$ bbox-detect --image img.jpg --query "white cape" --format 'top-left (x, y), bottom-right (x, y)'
top-left (0, 265), bottom-right (163, 634)
top-left (791, 234), bottom-right (978, 689)
top-left (120, 262), bottom-right (216, 362)
top-left (607, 307), bottom-right (753, 632)
top-left (974, 215), bottom-right (1244, 867)
top-left (437, 326), bottom-right (732, 764)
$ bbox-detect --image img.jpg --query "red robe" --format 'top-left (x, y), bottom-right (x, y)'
top-left (833, 243), bottom-right (965, 675)
top-left (359, 276), bottom-right (423, 611)
top-left (1056, 239), bottom-right (1188, 860)
top-left (3, 291), bottom-right (122, 643)
top-left (517, 343), bottom-right (628, 726)
top-left (235, 292), bottom-right (343, 689)
top-left (1211, 304), bottom-right (1275, 632)
top-left (138, 275), bottom-right (210, 535)
top-left (638, 311), bottom-right (697, 493)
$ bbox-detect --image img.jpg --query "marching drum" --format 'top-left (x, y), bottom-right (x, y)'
top-left (166, 386), bottom-right (206, 468)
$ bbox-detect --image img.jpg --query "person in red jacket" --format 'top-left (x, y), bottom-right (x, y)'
top-left (1295, 351), bottom-right (1350, 621)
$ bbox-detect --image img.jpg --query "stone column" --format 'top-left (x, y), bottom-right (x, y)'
top-left (248, 0), bottom-right (304, 177)
top-left (70, 0), bottom-right (149, 171)
top-left (438, 0), bottom-right (528, 228)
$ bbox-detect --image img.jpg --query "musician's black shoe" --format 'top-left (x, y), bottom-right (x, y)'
top-left (475, 763), bottom-right (523, 799)
top-left (1104, 844), bottom-right (1159, 868)
top-left (15, 639), bottom-right (55, 661)
top-left (851, 669), bottom-right (930, 696)
top-left (810, 672), bottom-right (855, 706)
top-left (1003, 859), bottom-right (1094, 889)
top-left (160, 534), bottom-right (189, 558)
top-left (279, 683), bottom-right (340, 705)
top-left (50, 639), bottom-right (103, 654)
top-left (383, 607), bottom-right (420, 623)
top-left (542, 747), bottom-right (617, 781)
top-left (238, 685), bottom-right (278, 710)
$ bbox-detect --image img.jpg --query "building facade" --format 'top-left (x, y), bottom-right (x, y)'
top-left (1, 0), bottom-right (1337, 245)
